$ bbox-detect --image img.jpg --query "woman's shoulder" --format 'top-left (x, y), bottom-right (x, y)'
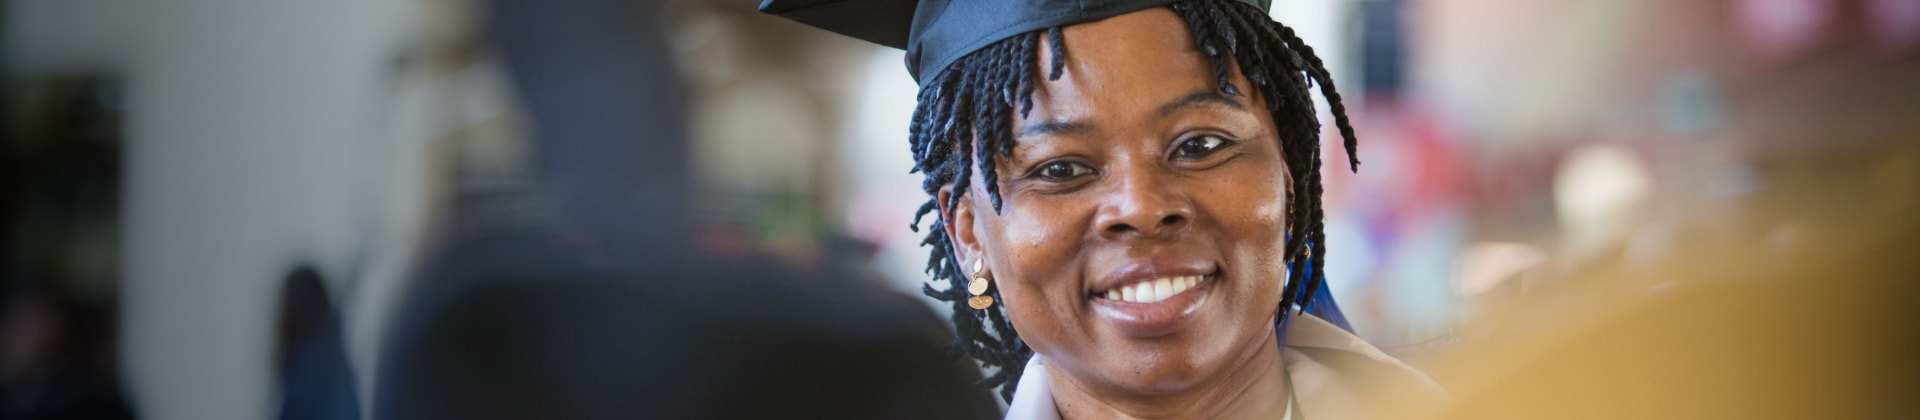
top-left (1283, 314), bottom-right (1450, 419)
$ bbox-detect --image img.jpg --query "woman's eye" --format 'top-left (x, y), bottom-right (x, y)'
top-left (1176, 135), bottom-right (1232, 159)
top-left (1035, 161), bottom-right (1093, 180)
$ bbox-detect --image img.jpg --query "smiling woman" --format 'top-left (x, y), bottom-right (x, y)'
top-left (962, 9), bottom-right (1301, 412)
top-left (763, 0), bottom-right (1445, 418)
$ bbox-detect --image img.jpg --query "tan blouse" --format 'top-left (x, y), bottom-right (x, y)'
top-left (1004, 314), bottom-right (1448, 419)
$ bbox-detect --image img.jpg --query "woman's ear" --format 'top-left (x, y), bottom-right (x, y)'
top-left (1285, 165), bottom-right (1295, 199)
top-left (938, 185), bottom-right (981, 267)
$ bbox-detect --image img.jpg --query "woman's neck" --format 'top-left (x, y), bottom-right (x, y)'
top-left (1048, 336), bottom-right (1289, 420)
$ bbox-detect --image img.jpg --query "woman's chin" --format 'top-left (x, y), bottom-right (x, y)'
top-left (1074, 278), bottom-right (1255, 395)
top-left (1091, 357), bottom-right (1219, 397)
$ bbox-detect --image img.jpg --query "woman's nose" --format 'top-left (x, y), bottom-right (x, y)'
top-left (1095, 169), bottom-right (1193, 240)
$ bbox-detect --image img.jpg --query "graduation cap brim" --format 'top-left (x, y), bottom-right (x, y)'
top-left (761, 0), bottom-right (1269, 87)
top-left (759, 0), bottom-right (918, 50)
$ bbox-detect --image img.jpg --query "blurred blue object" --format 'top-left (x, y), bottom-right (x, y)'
top-left (275, 266), bottom-right (359, 420)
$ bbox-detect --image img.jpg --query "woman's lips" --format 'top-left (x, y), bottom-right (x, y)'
top-left (1091, 274), bottom-right (1215, 338)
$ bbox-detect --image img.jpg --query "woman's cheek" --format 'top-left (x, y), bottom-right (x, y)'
top-left (1213, 170), bottom-right (1290, 285)
top-left (991, 201), bottom-right (1089, 312)
top-left (998, 203), bottom-right (1083, 263)
top-left (1212, 173), bottom-right (1286, 238)
top-left (990, 208), bottom-right (1079, 354)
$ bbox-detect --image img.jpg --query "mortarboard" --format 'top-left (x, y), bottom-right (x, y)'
top-left (760, 0), bottom-right (1271, 88)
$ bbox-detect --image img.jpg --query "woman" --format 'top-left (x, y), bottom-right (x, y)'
top-left (764, 0), bottom-right (1445, 418)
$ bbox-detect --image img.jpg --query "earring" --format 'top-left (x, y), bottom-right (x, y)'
top-left (967, 259), bottom-right (995, 310)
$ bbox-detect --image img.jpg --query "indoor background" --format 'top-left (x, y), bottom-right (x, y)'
top-left (5, 0), bottom-right (1918, 418)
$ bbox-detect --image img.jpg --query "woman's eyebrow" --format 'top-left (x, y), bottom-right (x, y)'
top-left (1016, 89), bottom-right (1243, 139)
top-left (1017, 119), bottom-right (1096, 139)
top-left (1156, 89), bottom-right (1245, 117)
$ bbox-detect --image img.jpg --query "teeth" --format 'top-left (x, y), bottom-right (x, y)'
top-left (1105, 275), bottom-right (1206, 303)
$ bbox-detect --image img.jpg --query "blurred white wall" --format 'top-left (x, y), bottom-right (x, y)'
top-left (8, 0), bottom-right (420, 418)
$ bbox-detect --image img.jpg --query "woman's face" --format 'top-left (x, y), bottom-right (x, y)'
top-left (943, 8), bottom-right (1292, 399)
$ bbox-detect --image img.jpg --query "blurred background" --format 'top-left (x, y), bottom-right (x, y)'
top-left (4, 0), bottom-right (1917, 418)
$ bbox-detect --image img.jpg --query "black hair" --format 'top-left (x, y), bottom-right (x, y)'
top-left (908, 0), bottom-right (1359, 401)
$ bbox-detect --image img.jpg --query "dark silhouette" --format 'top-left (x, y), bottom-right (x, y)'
top-left (275, 266), bottom-right (361, 420)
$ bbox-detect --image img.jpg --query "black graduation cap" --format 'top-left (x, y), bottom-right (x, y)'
top-left (760, 0), bottom-right (1270, 88)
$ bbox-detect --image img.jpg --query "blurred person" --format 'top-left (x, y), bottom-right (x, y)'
top-left (371, 0), bottom-right (999, 418)
top-left (274, 266), bottom-right (359, 420)
top-left (762, 0), bottom-right (1446, 418)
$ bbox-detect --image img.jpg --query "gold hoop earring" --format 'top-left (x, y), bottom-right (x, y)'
top-left (967, 259), bottom-right (995, 310)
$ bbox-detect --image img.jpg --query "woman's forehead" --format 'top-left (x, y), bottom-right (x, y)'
top-left (1023, 8), bottom-right (1234, 129)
